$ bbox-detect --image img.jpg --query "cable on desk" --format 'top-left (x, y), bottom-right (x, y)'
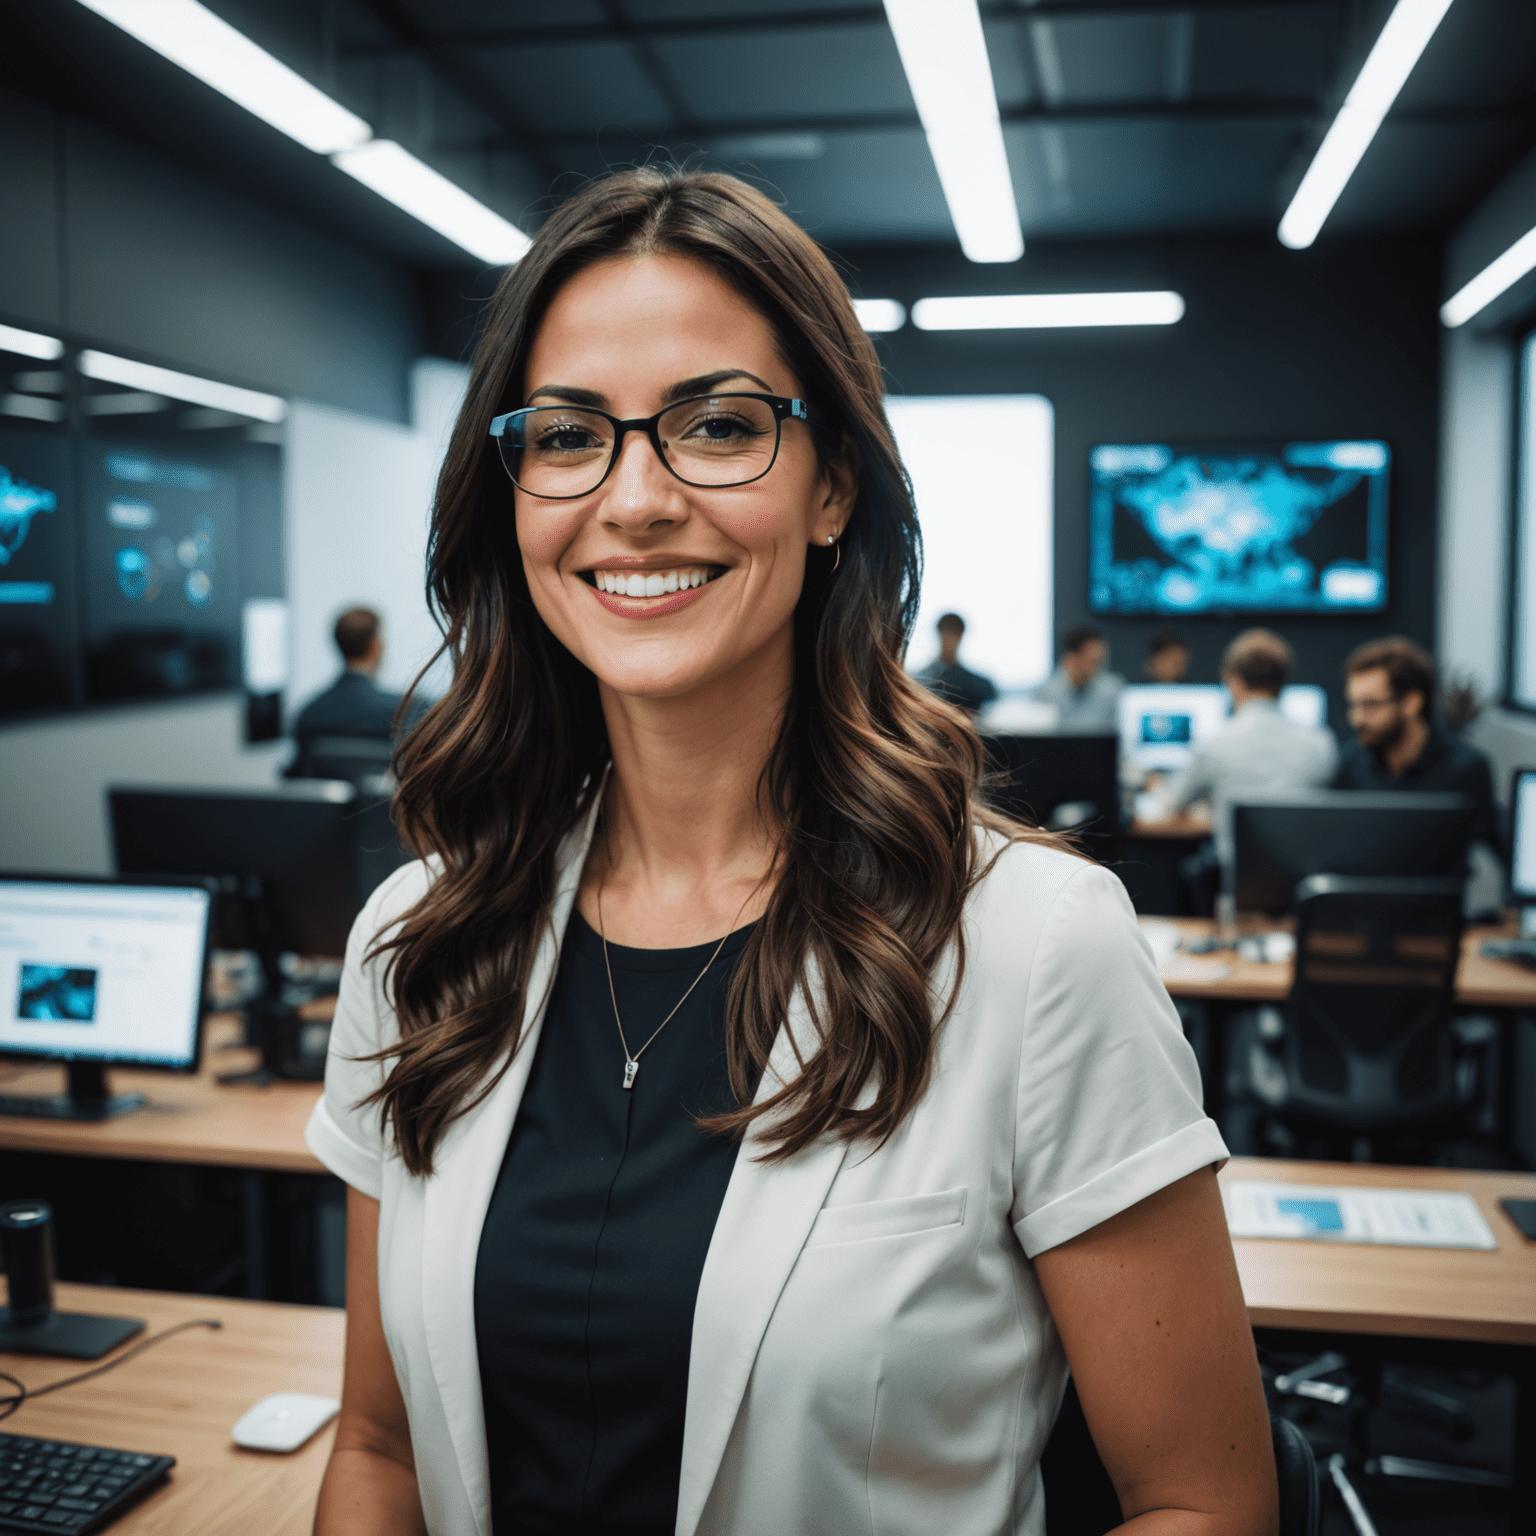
top-left (0, 1318), bottom-right (222, 1422)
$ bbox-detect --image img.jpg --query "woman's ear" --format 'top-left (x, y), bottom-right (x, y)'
top-left (819, 433), bottom-right (860, 526)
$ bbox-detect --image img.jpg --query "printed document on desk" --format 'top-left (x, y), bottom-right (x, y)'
top-left (1223, 1181), bottom-right (1497, 1250)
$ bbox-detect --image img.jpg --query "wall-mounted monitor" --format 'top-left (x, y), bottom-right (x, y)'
top-left (1089, 440), bottom-right (1389, 616)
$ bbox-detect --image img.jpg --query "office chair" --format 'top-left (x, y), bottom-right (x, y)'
top-left (1040, 1377), bottom-right (1318, 1535)
top-left (1245, 874), bottom-right (1488, 1153)
top-left (288, 734), bottom-right (396, 786)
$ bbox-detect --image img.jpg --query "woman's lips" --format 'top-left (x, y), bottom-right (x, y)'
top-left (581, 565), bottom-right (726, 619)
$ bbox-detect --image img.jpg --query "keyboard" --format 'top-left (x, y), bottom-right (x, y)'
top-left (0, 1434), bottom-right (173, 1533)
top-left (1480, 937), bottom-right (1536, 970)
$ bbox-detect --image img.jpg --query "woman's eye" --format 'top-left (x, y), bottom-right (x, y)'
top-left (536, 425), bottom-right (599, 452)
top-left (684, 414), bottom-right (757, 443)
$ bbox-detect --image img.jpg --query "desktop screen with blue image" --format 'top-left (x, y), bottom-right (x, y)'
top-left (1089, 440), bottom-right (1390, 616)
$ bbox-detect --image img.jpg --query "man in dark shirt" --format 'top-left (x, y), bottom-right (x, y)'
top-left (915, 612), bottom-right (998, 717)
top-left (288, 607), bottom-right (415, 779)
top-left (1335, 635), bottom-right (1502, 858)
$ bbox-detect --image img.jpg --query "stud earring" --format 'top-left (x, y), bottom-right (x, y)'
top-left (827, 534), bottom-right (835, 543)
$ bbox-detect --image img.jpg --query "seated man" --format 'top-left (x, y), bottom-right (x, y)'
top-left (1337, 635), bottom-right (1501, 858)
top-left (1031, 624), bottom-right (1125, 728)
top-left (1145, 628), bottom-right (1337, 861)
top-left (1144, 628), bottom-right (1190, 684)
top-left (914, 612), bottom-right (997, 716)
top-left (288, 607), bottom-right (415, 780)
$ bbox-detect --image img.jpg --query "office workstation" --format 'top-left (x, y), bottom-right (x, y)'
top-left (4, 3), bottom-right (1536, 1534)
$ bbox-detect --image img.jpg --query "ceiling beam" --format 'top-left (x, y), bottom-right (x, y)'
top-left (339, 0), bottom-right (1342, 58)
top-left (428, 99), bottom-right (1535, 157)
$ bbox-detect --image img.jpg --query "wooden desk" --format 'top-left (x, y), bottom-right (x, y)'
top-left (1128, 813), bottom-right (1212, 839)
top-left (1221, 1157), bottom-right (1536, 1345)
top-left (1222, 1157), bottom-right (1536, 1524)
top-left (0, 1281), bottom-right (341, 1536)
top-left (1144, 916), bottom-right (1536, 1009)
top-left (0, 1017), bottom-right (323, 1173)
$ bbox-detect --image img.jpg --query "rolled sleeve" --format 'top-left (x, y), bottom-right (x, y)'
top-left (1011, 863), bottom-right (1227, 1259)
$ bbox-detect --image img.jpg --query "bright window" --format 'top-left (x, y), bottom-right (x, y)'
top-left (885, 394), bottom-right (1054, 691)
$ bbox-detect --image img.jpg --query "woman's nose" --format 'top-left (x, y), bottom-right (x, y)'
top-left (600, 429), bottom-right (689, 530)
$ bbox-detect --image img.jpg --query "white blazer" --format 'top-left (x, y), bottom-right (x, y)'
top-left (306, 799), bottom-right (1227, 1536)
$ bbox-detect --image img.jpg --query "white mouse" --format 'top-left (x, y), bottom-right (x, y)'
top-left (232, 1392), bottom-right (340, 1452)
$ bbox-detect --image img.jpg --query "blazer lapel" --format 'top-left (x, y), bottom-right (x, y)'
top-left (675, 981), bottom-right (850, 1536)
top-left (419, 795), bottom-right (600, 1536)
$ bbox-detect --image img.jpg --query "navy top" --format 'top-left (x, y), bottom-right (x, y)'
top-left (473, 909), bottom-right (753, 1536)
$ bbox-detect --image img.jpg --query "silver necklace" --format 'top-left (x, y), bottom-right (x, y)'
top-left (596, 881), bottom-right (755, 1090)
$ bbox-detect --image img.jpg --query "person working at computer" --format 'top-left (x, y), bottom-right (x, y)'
top-left (914, 612), bottom-right (998, 716)
top-left (1337, 636), bottom-right (1501, 856)
top-left (287, 607), bottom-right (413, 779)
top-left (1031, 624), bottom-right (1126, 727)
top-left (1143, 628), bottom-right (1337, 860)
top-left (305, 168), bottom-right (1274, 1536)
top-left (1144, 629), bottom-right (1190, 684)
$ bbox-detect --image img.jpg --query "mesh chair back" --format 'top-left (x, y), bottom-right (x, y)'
top-left (1283, 874), bottom-right (1464, 1131)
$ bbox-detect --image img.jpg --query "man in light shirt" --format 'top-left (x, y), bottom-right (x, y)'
top-left (1031, 625), bottom-right (1125, 728)
top-left (1145, 628), bottom-right (1337, 862)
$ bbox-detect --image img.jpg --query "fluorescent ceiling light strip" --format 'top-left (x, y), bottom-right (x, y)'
top-left (332, 141), bottom-right (532, 266)
top-left (1278, 0), bottom-right (1454, 250)
top-left (75, 0), bottom-right (370, 154)
top-left (77, 350), bottom-right (286, 422)
top-left (0, 323), bottom-right (65, 361)
top-left (912, 292), bottom-right (1186, 330)
top-left (883, 0), bottom-right (1022, 264)
top-left (1441, 225), bottom-right (1536, 328)
top-left (75, 1), bottom-right (529, 265)
top-left (853, 299), bottom-right (907, 333)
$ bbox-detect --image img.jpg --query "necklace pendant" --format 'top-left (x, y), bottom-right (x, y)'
top-left (623, 1059), bottom-right (639, 1090)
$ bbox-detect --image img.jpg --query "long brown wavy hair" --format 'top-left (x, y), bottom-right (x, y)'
top-left (367, 166), bottom-right (1059, 1176)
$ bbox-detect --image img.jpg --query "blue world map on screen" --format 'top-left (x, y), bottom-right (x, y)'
top-left (0, 465), bottom-right (58, 566)
top-left (1089, 441), bottom-right (1390, 615)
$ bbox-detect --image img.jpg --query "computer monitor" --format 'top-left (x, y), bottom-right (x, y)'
top-left (108, 781), bottom-right (407, 958)
top-left (1231, 791), bottom-right (1474, 914)
top-left (982, 732), bottom-right (1122, 836)
top-left (0, 874), bottom-right (214, 1120)
top-left (1118, 685), bottom-right (1230, 773)
top-left (1278, 684), bottom-right (1326, 729)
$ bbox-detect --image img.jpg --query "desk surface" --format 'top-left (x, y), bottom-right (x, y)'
top-left (0, 1281), bottom-right (341, 1536)
top-left (1145, 916), bottom-right (1536, 1008)
top-left (0, 1018), bottom-right (324, 1174)
top-left (1127, 814), bottom-right (1212, 840)
top-left (1222, 1157), bottom-right (1536, 1346)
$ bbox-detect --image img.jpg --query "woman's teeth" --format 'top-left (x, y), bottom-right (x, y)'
top-left (594, 567), bottom-right (716, 597)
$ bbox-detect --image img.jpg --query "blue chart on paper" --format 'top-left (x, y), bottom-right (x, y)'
top-left (1089, 441), bottom-right (1390, 616)
top-left (1274, 1197), bottom-right (1346, 1233)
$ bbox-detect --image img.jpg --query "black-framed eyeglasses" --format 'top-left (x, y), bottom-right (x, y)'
top-left (487, 392), bottom-right (825, 500)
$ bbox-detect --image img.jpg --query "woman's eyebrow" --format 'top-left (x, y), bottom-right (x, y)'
top-left (524, 370), bottom-right (775, 411)
top-left (661, 370), bottom-right (774, 403)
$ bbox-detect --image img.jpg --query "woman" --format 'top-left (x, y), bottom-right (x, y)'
top-left (308, 167), bottom-right (1276, 1536)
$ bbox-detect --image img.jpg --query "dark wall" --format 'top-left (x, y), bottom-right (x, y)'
top-left (835, 233), bottom-right (1444, 726)
top-left (0, 88), bottom-right (423, 423)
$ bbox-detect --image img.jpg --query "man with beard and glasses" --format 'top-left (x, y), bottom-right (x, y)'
top-left (1336, 636), bottom-right (1502, 861)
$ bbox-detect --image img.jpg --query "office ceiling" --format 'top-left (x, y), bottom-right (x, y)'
top-left (5, 0), bottom-right (1536, 272)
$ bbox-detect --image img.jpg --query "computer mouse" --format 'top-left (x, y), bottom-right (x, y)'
top-left (232, 1392), bottom-right (340, 1452)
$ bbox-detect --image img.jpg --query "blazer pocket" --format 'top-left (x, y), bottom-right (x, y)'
top-left (805, 1186), bottom-right (968, 1248)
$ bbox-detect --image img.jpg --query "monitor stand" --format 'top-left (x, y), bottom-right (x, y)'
top-left (0, 1060), bottom-right (144, 1122)
top-left (0, 1306), bottom-right (144, 1361)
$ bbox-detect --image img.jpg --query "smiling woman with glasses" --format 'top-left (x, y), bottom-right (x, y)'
top-left (307, 167), bottom-right (1277, 1536)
